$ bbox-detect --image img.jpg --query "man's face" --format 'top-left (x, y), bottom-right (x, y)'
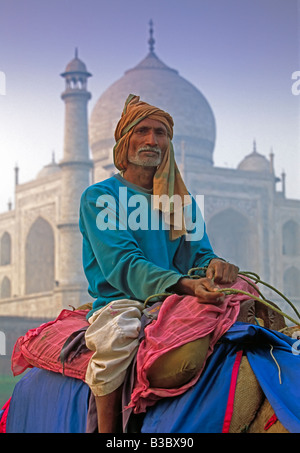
top-left (127, 118), bottom-right (169, 167)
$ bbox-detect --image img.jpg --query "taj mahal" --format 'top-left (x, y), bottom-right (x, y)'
top-left (0, 27), bottom-right (299, 321)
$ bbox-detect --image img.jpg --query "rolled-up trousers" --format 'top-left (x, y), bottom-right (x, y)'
top-left (85, 299), bottom-right (144, 396)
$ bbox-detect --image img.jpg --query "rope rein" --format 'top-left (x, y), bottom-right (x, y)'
top-left (143, 267), bottom-right (300, 326)
top-left (269, 344), bottom-right (282, 385)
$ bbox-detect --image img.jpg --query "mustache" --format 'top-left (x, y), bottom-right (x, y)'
top-left (138, 146), bottom-right (161, 155)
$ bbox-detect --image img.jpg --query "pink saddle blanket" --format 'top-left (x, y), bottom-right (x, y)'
top-left (11, 309), bottom-right (92, 380)
top-left (128, 277), bottom-right (259, 413)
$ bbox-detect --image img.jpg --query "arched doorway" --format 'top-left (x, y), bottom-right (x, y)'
top-left (282, 220), bottom-right (300, 256)
top-left (0, 276), bottom-right (11, 298)
top-left (207, 208), bottom-right (252, 271)
top-left (0, 232), bottom-right (11, 265)
top-left (283, 267), bottom-right (300, 298)
top-left (25, 217), bottom-right (55, 294)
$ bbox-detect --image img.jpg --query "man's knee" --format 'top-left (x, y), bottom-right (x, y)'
top-left (147, 335), bottom-right (211, 388)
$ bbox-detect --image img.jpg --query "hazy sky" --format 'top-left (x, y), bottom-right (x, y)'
top-left (0, 0), bottom-right (299, 212)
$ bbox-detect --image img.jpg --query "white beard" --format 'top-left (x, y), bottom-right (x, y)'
top-left (128, 146), bottom-right (162, 167)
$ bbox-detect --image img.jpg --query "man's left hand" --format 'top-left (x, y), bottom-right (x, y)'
top-left (206, 259), bottom-right (239, 284)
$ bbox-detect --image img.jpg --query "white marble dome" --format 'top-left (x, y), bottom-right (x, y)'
top-left (238, 142), bottom-right (271, 173)
top-left (89, 49), bottom-right (216, 177)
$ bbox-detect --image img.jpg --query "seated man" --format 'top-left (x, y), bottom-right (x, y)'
top-left (79, 94), bottom-right (239, 432)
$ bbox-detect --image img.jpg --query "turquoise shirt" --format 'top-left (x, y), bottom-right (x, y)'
top-left (79, 174), bottom-right (218, 317)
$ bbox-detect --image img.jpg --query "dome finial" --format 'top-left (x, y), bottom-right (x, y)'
top-left (148, 19), bottom-right (155, 53)
top-left (75, 47), bottom-right (78, 59)
top-left (253, 139), bottom-right (257, 153)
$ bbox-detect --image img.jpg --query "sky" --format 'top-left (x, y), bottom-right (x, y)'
top-left (0, 0), bottom-right (299, 213)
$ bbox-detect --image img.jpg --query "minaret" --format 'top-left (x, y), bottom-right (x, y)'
top-left (57, 50), bottom-right (93, 308)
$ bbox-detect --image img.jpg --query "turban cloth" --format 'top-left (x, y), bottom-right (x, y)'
top-left (113, 94), bottom-right (192, 240)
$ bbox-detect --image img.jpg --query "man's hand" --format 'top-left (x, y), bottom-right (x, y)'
top-left (206, 259), bottom-right (239, 284)
top-left (173, 276), bottom-right (225, 304)
top-left (192, 277), bottom-right (225, 303)
top-left (172, 260), bottom-right (239, 304)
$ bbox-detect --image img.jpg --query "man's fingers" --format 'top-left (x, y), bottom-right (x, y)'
top-left (215, 265), bottom-right (231, 283)
top-left (195, 289), bottom-right (225, 303)
top-left (205, 266), bottom-right (215, 280)
top-left (207, 260), bottom-right (239, 284)
top-left (210, 261), bottom-right (227, 283)
top-left (201, 278), bottom-right (219, 291)
top-left (194, 278), bottom-right (225, 303)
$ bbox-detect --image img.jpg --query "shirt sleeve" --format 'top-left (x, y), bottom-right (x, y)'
top-left (79, 186), bottom-right (183, 302)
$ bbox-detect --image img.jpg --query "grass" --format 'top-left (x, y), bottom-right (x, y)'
top-left (0, 374), bottom-right (23, 409)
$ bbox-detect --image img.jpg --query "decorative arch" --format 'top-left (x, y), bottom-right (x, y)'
top-left (0, 232), bottom-right (11, 265)
top-left (207, 208), bottom-right (253, 271)
top-left (282, 220), bottom-right (300, 256)
top-left (25, 217), bottom-right (55, 294)
top-left (283, 267), bottom-right (300, 298)
top-left (0, 276), bottom-right (11, 299)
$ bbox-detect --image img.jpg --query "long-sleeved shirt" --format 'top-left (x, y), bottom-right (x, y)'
top-left (79, 173), bottom-right (218, 317)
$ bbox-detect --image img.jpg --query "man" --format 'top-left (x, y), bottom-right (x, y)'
top-left (79, 94), bottom-right (239, 432)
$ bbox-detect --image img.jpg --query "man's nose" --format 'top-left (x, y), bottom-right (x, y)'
top-left (145, 130), bottom-right (158, 146)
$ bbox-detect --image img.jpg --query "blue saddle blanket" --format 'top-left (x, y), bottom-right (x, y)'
top-left (6, 367), bottom-right (90, 433)
top-left (141, 322), bottom-right (300, 433)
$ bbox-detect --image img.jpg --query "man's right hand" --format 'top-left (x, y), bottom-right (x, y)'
top-left (173, 277), bottom-right (225, 304)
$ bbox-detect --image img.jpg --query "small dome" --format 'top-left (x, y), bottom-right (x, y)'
top-left (61, 49), bottom-right (91, 77)
top-left (238, 142), bottom-right (271, 173)
top-left (37, 154), bottom-right (61, 179)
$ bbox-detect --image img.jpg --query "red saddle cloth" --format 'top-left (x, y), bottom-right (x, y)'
top-left (11, 309), bottom-right (92, 381)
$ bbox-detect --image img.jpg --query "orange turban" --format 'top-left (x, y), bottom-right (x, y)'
top-left (114, 94), bottom-right (191, 240)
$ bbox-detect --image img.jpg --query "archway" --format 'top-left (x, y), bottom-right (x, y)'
top-left (0, 276), bottom-right (11, 298)
top-left (25, 217), bottom-right (55, 294)
top-left (207, 208), bottom-right (252, 271)
top-left (283, 267), bottom-right (300, 298)
top-left (0, 232), bottom-right (11, 265)
top-left (282, 220), bottom-right (300, 256)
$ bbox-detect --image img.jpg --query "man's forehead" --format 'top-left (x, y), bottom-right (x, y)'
top-left (134, 117), bottom-right (167, 131)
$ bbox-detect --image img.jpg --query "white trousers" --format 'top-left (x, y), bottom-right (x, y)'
top-left (85, 299), bottom-right (144, 396)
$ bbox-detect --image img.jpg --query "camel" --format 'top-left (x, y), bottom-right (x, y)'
top-left (2, 292), bottom-right (299, 433)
